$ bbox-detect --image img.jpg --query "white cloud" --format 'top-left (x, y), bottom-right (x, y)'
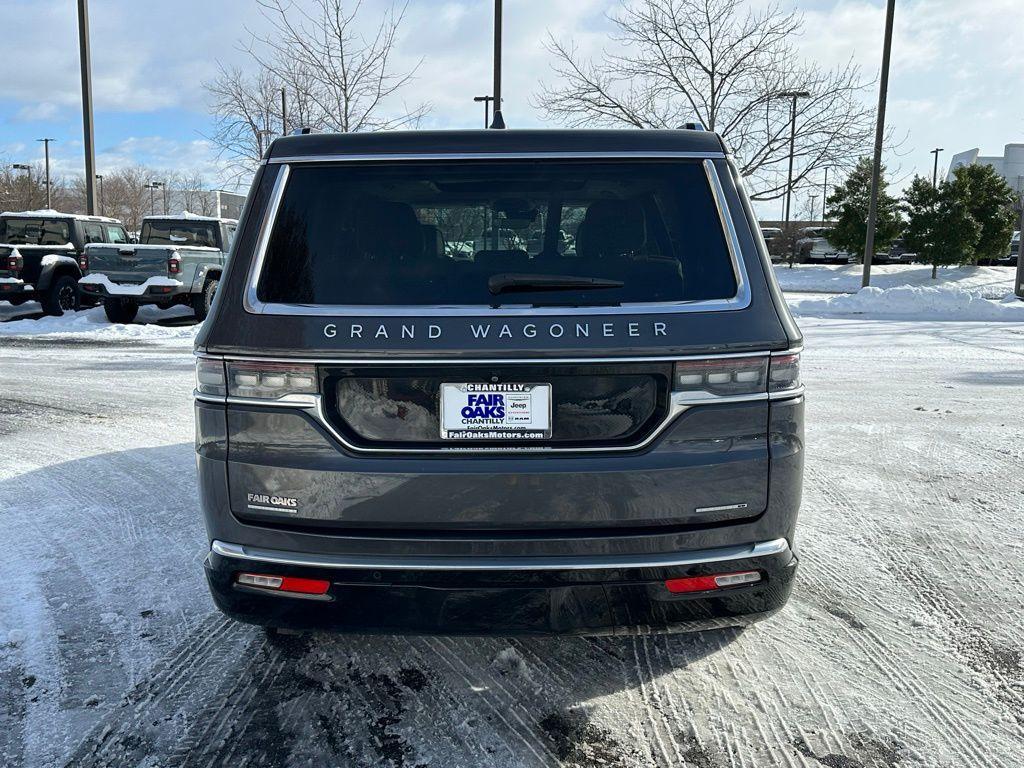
top-left (13, 102), bottom-right (61, 122)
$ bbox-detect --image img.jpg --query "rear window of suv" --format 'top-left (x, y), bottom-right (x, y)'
top-left (257, 161), bottom-right (737, 307)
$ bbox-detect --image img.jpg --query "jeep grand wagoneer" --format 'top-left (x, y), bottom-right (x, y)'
top-left (193, 129), bottom-right (804, 635)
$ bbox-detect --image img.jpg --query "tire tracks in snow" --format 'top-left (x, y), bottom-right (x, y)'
top-left (799, 462), bottom-right (1020, 765)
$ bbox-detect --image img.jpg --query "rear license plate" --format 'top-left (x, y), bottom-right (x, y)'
top-left (440, 383), bottom-right (552, 440)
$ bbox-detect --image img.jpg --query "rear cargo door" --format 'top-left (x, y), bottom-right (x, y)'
top-left (225, 360), bottom-right (770, 532)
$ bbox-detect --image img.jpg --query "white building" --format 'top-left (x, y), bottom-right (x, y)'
top-left (153, 189), bottom-right (248, 221)
top-left (946, 144), bottom-right (1024, 195)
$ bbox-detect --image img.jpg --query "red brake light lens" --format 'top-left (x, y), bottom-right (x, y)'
top-left (78, 253), bottom-right (89, 271)
top-left (237, 573), bottom-right (330, 595)
top-left (168, 256), bottom-right (181, 274)
top-left (665, 571), bottom-right (762, 593)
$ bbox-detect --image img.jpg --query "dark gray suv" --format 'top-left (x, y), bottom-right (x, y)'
top-left (194, 128), bottom-right (804, 635)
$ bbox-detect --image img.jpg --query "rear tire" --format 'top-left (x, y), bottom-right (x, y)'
top-left (103, 298), bottom-right (139, 324)
top-left (191, 277), bottom-right (219, 322)
top-left (40, 274), bottom-right (79, 316)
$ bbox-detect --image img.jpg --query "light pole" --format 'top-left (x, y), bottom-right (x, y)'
top-left (281, 88), bottom-right (287, 135)
top-left (145, 182), bottom-right (164, 215)
top-left (489, 0), bottom-right (505, 129)
top-left (930, 147), bottom-right (944, 188)
top-left (95, 174), bottom-right (104, 215)
top-left (474, 95), bottom-right (496, 129)
top-left (36, 138), bottom-right (55, 210)
top-left (12, 164), bottom-right (32, 209)
top-left (822, 167), bottom-right (829, 223)
top-left (777, 90), bottom-right (809, 267)
top-left (78, 0), bottom-right (97, 215)
top-left (862, 0), bottom-right (896, 288)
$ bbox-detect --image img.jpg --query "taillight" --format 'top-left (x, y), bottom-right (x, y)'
top-left (78, 252), bottom-right (89, 271)
top-left (195, 358), bottom-right (227, 397)
top-left (768, 353), bottom-right (801, 393)
top-left (672, 352), bottom-right (801, 398)
top-left (168, 255), bottom-right (181, 274)
top-left (6, 252), bottom-right (22, 272)
top-left (673, 356), bottom-right (768, 397)
top-left (226, 361), bottom-right (317, 400)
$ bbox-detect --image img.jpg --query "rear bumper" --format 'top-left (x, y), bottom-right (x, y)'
top-left (78, 275), bottom-right (187, 303)
top-left (205, 537), bottom-right (797, 635)
top-left (0, 277), bottom-right (33, 299)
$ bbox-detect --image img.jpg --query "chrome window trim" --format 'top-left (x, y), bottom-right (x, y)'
top-left (211, 537), bottom-right (789, 571)
top-left (242, 155), bottom-right (751, 317)
top-left (196, 349), bottom-right (776, 364)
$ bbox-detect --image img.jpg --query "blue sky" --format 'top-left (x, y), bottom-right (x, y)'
top-left (1, 0), bottom-right (1022, 217)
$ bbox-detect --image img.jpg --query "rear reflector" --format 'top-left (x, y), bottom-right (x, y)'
top-left (237, 572), bottom-right (330, 595)
top-left (664, 570), bottom-right (761, 594)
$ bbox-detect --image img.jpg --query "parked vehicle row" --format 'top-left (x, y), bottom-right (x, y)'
top-left (0, 210), bottom-right (129, 314)
top-left (0, 208), bottom-right (236, 321)
top-left (79, 213), bottom-right (236, 323)
top-left (760, 225), bottom-right (1019, 267)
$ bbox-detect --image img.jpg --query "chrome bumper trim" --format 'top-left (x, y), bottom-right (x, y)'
top-left (210, 537), bottom-right (790, 572)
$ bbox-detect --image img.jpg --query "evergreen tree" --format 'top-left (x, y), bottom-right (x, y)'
top-left (950, 164), bottom-right (1017, 264)
top-left (825, 158), bottom-right (902, 261)
top-left (902, 176), bottom-right (980, 279)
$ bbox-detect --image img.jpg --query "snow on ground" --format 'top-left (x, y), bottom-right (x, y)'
top-left (0, 302), bottom-right (198, 344)
top-left (789, 285), bottom-right (1024, 321)
top-left (774, 263), bottom-right (1016, 298)
top-left (0, 319), bottom-right (1022, 767)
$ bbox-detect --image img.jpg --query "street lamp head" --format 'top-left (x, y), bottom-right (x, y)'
top-left (473, 95), bottom-right (493, 103)
top-left (12, 163), bottom-right (31, 171)
top-left (777, 90), bottom-right (810, 99)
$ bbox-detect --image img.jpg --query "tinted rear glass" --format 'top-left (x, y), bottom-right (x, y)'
top-left (0, 218), bottom-right (71, 246)
top-left (257, 161), bottom-right (737, 307)
top-left (141, 221), bottom-right (218, 248)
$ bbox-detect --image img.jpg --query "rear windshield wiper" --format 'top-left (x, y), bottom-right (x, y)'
top-left (488, 273), bottom-right (624, 295)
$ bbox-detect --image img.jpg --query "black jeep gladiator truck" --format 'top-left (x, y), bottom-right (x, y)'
top-left (0, 210), bottom-right (130, 315)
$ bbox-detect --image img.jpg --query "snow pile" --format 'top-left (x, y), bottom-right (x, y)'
top-left (789, 284), bottom-right (1024, 321)
top-left (775, 264), bottom-right (1015, 298)
top-left (0, 305), bottom-right (200, 342)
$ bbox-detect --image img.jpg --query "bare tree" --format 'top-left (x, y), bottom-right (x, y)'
top-left (534, 0), bottom-right (876, 201)
top-left (1, 161), bottom-right (48, 212)
top-left (204, 0), bottom-right (429, 180)
top-left (205, 66), bottom-right (284, 183)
